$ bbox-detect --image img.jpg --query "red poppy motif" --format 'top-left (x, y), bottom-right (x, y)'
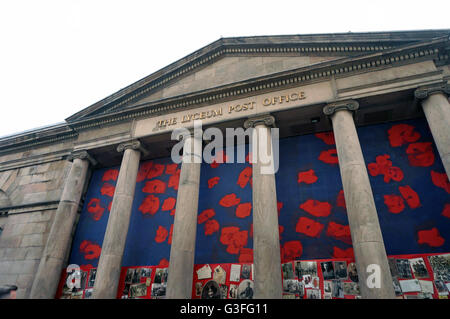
top-left (102, 169), bottom-right (119, 182)
top-left (170, 209), bottom-right (176, 216)
top-left (211, 150), bottom-right (228, 168)
top-left (332, 247), bottom-right (354, 259)
top-left (281, 241), bottom-right (303, 262)
top-left (367, 155), bottom-right (404, 183)
top-left (239, 248), bottom-right (253, 263)
top-left (431, 171), bottom-right (450, 193)
top-left (108, 201), bottom-right (112, 212)
top-left (168, 225), bottom-right (173, 244)
top-left (80, 240), bottom-right (101, 260)
top-left (142, 180), bottom-right (166, 194)
top-left (299, 199), bottom-right (332, 217)
top-left (326, 222), bottom-right (352, 245)
top-left (417, 228), bottom-right (445, 247)
top-left (100, 183), bottom-right (115, 197)
top-left (168, 169), bottom-right (181, 190)
top-left (220, 226), bottom-right (248, 255)
top-left (442, 204), bottom-right (450, 218)
top-left (277, 202), bottom-right (283, 214)
top-left (219, 193), bottom-right (241, 207)
top-left (198, 209), bottom-right (215, 224)
top-left (204, 219), bottom-right (220, 235)
top-left (237, 167), bottom-right (252, 188)
top-left (148, 164), bottom-right (165, 180)
top-left (383, 194), bottom-right (405, 214)
top-left (165, 164), bottom-right (178, 175)
top-left (137, 162), bottom-right (153, 182)
top-left (235, 203), bottom-right (252, 218)
top-left (315, 132), bottom-right (335, 145)
top-left (158, 258), bottom-right (169, 267)
top-left (139, 195), bottom-right (160, 215)
top-left (387, 124), bottom-right (421, 147)
top-left (297, 169), bottom-right (318, 184)
top-left (295, 217), bottom-right (324, 238)
top-left (161, 197), bottom-right (176, 211)
top-left (337, 190), bottom-right (346, 209)
top-left (208, 177), bottom-right (220, 189)
top-left (406, 142), bottom-right (435, 167)
top-left (398, 185), bottom-right (421, 209)
top-left (87, 198), bottom-right (105, 221)
top-left (279, 225), bottom-right (284, 240)
top-left (318, 149), bottom-right (339, 165)
top-left (155, 226), bottom-right (169, 243)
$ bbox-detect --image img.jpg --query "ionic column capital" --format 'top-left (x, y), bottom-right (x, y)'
top-left (414, 83), bottom-right (450, 99)
top-left (243, 114), bottom-right (276, 129)
top-left (67, 150), bottom-right (97, 166)
top-left (117, 140), bottom-right (149, 156)
top-left (323, 100), bottom-right (359, 116)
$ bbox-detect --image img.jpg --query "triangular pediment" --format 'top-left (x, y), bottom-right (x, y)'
top-left (66, 30), bottom-right (450, 122)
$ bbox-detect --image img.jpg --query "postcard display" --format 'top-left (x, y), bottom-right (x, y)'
top-left (56, 118), bottom-right (450, 299)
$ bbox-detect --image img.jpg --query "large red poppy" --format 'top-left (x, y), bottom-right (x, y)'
top-left (80, 240), bottom-right (101, 260)
top-left (299, 199), bottom-right (332, 217)
top-left (326, 222), bottom-right (352, 244)
top-left (417, 228), bottom-right (445, 247)
top-left (318, 149), bottom-right (339, 165)
top-left (139, 195), bottom-right (160, 215)
top-left (235, 203), bottom-right (252, 218)
top-left (315, 132), bottom-right (335, 145)
top-left (87, 198), bottom-right (105, 221)
top-left (295, 217), bottom-right (324, 238)
top-left (142, 180), bottom-right (166, 194)
top-left (398, 185), bottom-right (421, 209)
top-left (219, 193), bottom-right (241, 207)
top-left (387, 124), bottom-right (421, 147)
top-left (406, 142), bottom-right (435, 167)
top-left (297, 169), bottom-right (318, 184)
top-left (100, 183), bottom-right (115, 197)
top-left (102, 169), bottom-right (119, 182)
top-left (237, 167), bottom-right (252, 188)
top-left (383, 194), bottom-right (405, 214)
top-left (155, 225), bottom-right (169, 243)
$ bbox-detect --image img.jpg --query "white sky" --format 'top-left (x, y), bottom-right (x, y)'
top-left (0, 0), bottom-right (448, 138)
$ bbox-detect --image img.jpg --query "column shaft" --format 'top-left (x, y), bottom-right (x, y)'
top-left (30, 156), bottom-right (90, 298)
top-left (166, 135), bottom-right (202, 299)
top-left (250, 119), bottom-right (282, 299)
top-left (92, 146), bottom-right (141, 299)
top-left (331, 108), bottom-right (395, 299)
top-left (421, 92), bottom-right (450, 176)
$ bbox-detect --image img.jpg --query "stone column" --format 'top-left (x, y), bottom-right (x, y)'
top-left (30, 150), bottom-right (95, 299)
top-left (92, 140), bottom-right (146, 299)
top-left (244, 114), bottom-right (282, 299)
top-left (166, 132), bottom-right (202, 299)
top-left (324, 100), bottom-right (395, 299)
top-left (415, 83), bottom-right (450, 177)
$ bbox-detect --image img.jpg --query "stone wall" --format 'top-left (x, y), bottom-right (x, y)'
top-left (0, 159), bottom-right (71, 298)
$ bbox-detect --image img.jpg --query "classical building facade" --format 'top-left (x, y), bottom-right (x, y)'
top-left (0, 30), bottom-right (449, 299)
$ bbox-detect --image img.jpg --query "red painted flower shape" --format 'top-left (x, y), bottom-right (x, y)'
top-left (137, 162), bottom-right (153, 182)
top-left (332, 247), bottom-right (354, 259)
top-left (165, 164), bottom-right (178, 175)
top-left (406, 142), bottom-right (435, 167)
top-left (142, 179), bottom-right (166, 194)
top-left (297, 169), bottom-right (318, 184)
top-left (158, 258), bottom-right (169, 267)
top-left (387, 124), bottom-right (421, 147)
top-left (100, 183), bottom-right (115, 197)
top-left (87, 198), bottom-right (105, 221)
top-left (208, 177), bottom-right (220, 189)
top-left (315, 132), bottom-right (335, 145)
top-left (367, 154), bottom-right (404, 183)
top-left (299, 199), bottom-right (332, 217)
top-left (102, 169), bottom-right (119, 182)
top-left (326, 222), bottom-right (352, 245)
top-left (398, 185), bottom-right (421, 209)
top-left (168, 169), bottom-right (181, 190)
top-left (219, 193), bottom-right (241, 207)
top-left (147, 164), bottom-right (165, 180)
top-left (198, 209), bottom-right (215, 224)
top-left (281, 241), bottom-right (303, 262)
top-left (431, 170), bottom-right (450, 193)
top-left (237, 167), bottom-right (252, 188)
top-left (220, 227), bottom-right (248, 255)
top-left (295, 217), bottom-right (324, 237)
top-left (161, 197), bottom-right (176, 211)
top-left (80, 240), bottom-right (101, 260)
top-left (204, 219), bottom-right (220, 235)
top-left (318, 149), bottom-right (339, 164)
top-left (155, 226), bottom-right (169, 243)
top-left (383, 194), bottom-right (405, 214)
top-left (239, 248), bottom-right (253, 263)
top-left (277, 202), bottom-right (283, 215)
top-left (337, 190), bottom-right (346, 209)
top-left (168, 224), bottom-right (173, 244)
top-left (442, 204), bottom-right (450, 218)
top-left (139, 195), bottom-right (160, 215)
top-left (235, 203), bottom-right (252, 218)
top-left (417, 228), bottom-right (445, 247)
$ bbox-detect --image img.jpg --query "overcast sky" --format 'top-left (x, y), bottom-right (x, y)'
top-left (0, 0), bottom-right (448, 138)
